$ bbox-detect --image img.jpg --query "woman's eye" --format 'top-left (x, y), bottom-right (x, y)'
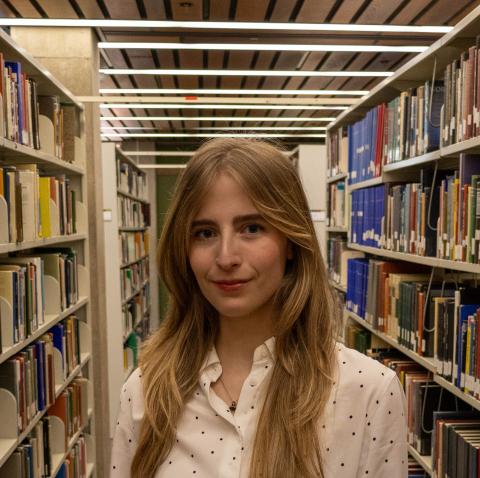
top-left (244, 223), bottom-right (264, 234)
top-left (193, 229), bottom-right (216, 240)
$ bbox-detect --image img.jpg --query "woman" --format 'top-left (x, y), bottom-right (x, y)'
top-left (110, 138), bottom-right (407, 478)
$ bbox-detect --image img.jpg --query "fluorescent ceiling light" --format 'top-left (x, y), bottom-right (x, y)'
top-left (101, 126), bottom-right (156, 130)
top-left (100, 103), bottom-right (348, 111)
top-left (101, 126), bottom-right (327, 131)
top-left (98, 42), bottom-right (427, 53)
top-left (0, 18), bottom-right (452, 34)
top-left (100, 68), bottom-right (393, 78)
top-left (101, 116), bottom-right (335, 122)
top-left (102, 133), bottom-right (326, 138)
top-left (189, 126), bottom-right (328, 131)
top-left (99, 88), bottom-right (368, 96)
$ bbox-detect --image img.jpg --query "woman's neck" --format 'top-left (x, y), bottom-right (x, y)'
top-left (215, 312), bottom-right (275, 374)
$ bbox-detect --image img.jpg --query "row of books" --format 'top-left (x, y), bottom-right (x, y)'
top-left (346, 325), bottom-right (480, 477)
top-left (346, 256), bottom-right (480, 397)
top-left (442, 37), bottom-right (480, 146)
top-left (327, 237), bottom-right (364, 287)
top-left (116, 157), bottom-right (148, 200)
top-left (117, 196), bottom-right (149, 229)
top-left (119, 230), bottom-right (149, 266)
top-left (327, 127), bottom-right (348, 178)
top-left (0, 250), bottom-right (80, 350)
top-left (348, 154), bottom-right (480, 263)
top-left (0, 54), bottom-right (77, 162)
top-left (123, 290), bottom-right (149, 339)
top-left (120, 261), bottom-right (149, 302)
top-left (0, 164), bottom-right (78, 244)
top-left (0, 315), bottom-right (83, 433)
top-left (327, 181), bottom-right (347, 228)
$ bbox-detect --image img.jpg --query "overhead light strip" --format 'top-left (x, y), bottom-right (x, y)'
top-left (98, 42), bottom-right (428, 53)
top-left (0, 18), bottom-right (452, 34)
top-left (102, 133), bottom-right (326, 138)
top-left (99, 88), bottom-right (368, 96)
top-left (101, 116), bottom-right (335, 122)
top-left (100, 68), bottom-right (393, 77)
top-left (101, 126), bottom-right (327, 131)
top-left (100, 103), bottom-right (348, 110)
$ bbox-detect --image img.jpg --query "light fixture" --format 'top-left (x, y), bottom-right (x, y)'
top-left (101, 133), bottom-right (326, 138)
top-left (101, 126), bottom-right (327, 131)
top-left (99, 68), bottom-right (393, 77)
top-left (99, 88), bottom-right (368, 96)
top-left (0, 18), bottom-right (452, 34)
top-left (100, 103), bottom-right (348, 110)
top-left (101, 126), bottom-right (156, 130)
top-left (101, 116), bottom-right (335, 122)
top-left (98, 42), bottom-right (428, 53)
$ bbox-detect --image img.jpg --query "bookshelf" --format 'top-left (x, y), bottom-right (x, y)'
top-left (327, 5), bottom-right (480, 475)
top-left (102, 143), bottom-right (152, 438)
top-left (0, 30), bottom-right (95, 477)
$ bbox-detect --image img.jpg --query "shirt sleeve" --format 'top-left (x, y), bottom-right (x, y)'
top-left (110, 381), bottom-right (137, 478)
top-left (356, 374), bottom-right (408, 478)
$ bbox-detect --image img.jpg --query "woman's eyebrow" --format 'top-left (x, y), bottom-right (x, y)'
top-left (191, 213), bottom-right (264, 228)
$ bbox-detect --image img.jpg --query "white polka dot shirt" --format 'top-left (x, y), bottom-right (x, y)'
top-left (110, 340), bottom-right (408, 477)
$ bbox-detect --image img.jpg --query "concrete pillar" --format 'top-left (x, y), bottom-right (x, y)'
top-left (11, 27), bottom-right (110, 477)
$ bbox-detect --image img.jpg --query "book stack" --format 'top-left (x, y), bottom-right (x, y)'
top-left (58, 436), bottom-right (88, 478)
top-left (327, 126), bottom-right (348, 177)
top-left (0, 165), bottom-right (78, 244)
top-left (117, 196), bottom-right (149, 229)
top-left (120, 260), bottom-right (149, 303)
top-left (117, 157), bottom-right (148, 200)
top-left (327, 181), bottom-right (347, 228)
top-left (327, 236), bottom-right (364, 288)
top-left (119, 230), bottom-right (149, 265)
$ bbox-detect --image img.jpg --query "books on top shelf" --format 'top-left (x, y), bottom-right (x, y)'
top-left (0, 54), bottom-right (79, 163)
top-left (116, 157), bottom-right (148, 201)
top-left (327, 126), bottom-right (348, 177)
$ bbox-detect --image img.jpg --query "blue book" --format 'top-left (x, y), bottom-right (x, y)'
top-left (50, 323), bottom-right (65, 375)
top-left (5, 62), bottom-right (23, 144)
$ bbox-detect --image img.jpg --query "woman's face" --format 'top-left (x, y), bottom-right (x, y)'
top-left (189, 172), bottom-right (291, 322)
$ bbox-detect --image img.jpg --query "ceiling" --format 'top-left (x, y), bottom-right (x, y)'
top-left (1, 0), bottom-right (479, 151)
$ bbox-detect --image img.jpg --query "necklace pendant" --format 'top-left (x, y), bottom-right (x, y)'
top-left (229, 401), bottom-right (237, 412)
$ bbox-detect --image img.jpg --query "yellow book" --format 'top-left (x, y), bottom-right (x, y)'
top-left (39, 177), bottom-right (51, 238)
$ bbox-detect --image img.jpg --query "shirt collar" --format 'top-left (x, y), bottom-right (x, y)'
top-left (200, 336), bottom-right (276, 374)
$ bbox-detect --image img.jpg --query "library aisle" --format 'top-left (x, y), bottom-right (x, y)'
top-left (0, 1), bottom-right (479, 477)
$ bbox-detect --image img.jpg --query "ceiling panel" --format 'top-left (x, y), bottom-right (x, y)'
top-left (330, 0), bottom-right (369, 23)
top-left (70, 0), bottom-right (106, 18)
top-left (4, 0), bottom-right (41, 16)
top-left (296, 0), bottom-right (338, 22)
top-left (36, 0), bottom-right (78, 17)
top-left (235, 0), bottom-right (271, 21)
top-left (209, 0), bottom-right (231, 21)
top-left (416, 0), bottom-right (475, 25)
top-left (269, 0), bottom-right (297, 21)
top-left (103, 0), bottom-right (141, 19)
top-left (143, 0), bottom-right (167, 19)
top-left (171, 0), bottom-right (203, 20)
top-left (355, 0), bottom-right (406, 24)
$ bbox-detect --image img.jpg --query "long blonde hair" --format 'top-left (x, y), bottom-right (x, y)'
top-left (132, 138), bottom-right (338, 477)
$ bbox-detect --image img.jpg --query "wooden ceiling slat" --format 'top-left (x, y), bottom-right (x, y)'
top-left (415, 0), bottom-right (474, 25)
top-left (329, 0), bottom-right (368, 23)
top-left (103, 0), bottom-right (140, 19)
top-left (152, 50), bottom-right (177, 89)
top-left (178, 50), bottom-right (203, 88)
top-left (261, 51), bottom-right (305, 90)
top-left (222, 50), bottom-right (255, 88)
top-left (234, 0), bottom-right (271, 21)
top-left (295, 0), bottom-right (339, 22)
top-left (203, 50), bottom-right (224, 89)
top-left (0, 2), bottom-right (15, 16)
top-left (5, 0), bottom-right (41, 16)
top-left (355, 0), bottom-right (405, 24)
top-left (269, 0), bottom-right (297, 21)
top-left (209, 0), bottom-right (233, 20)
top-left (143, 0), bottom-right (167, 19)
top-left (129, 54), bottom-right (160, 88)
top-left (389, 0), bottom-right (434, 24)
top-left (171, 0), bottom-right (203, 20)
top-left (68, 0), bottom-right (105, 17)
top-left (446, 3), bottom-right (480, 25)
top-left (36, 0), bottom-right (78, 17)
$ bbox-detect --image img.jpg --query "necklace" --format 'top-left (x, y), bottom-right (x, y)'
top-left (218, 375), bottom-right (237, 413)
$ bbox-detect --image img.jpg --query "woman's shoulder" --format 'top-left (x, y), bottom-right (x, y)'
top-left (334, 342), bottom-right (397, 393)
